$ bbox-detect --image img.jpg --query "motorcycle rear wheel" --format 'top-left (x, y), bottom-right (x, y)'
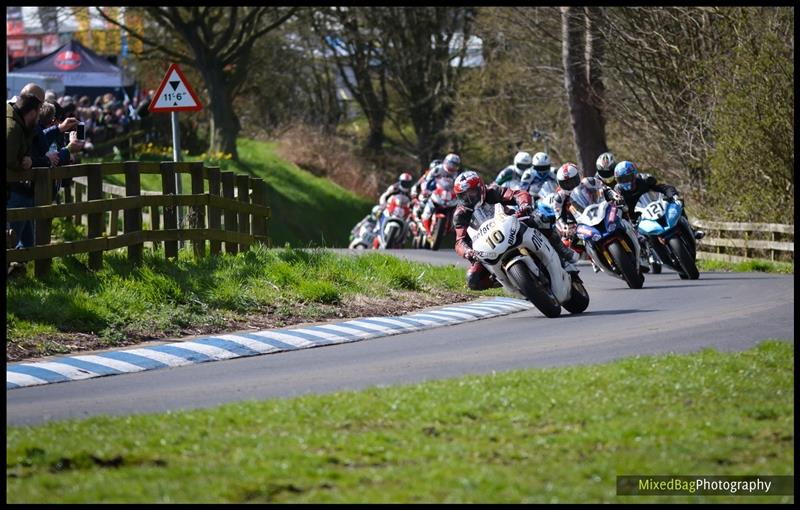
top-left (507, 261), bottom-right (561, 318)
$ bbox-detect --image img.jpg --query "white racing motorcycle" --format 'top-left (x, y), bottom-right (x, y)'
top-left (467, 203), bottom-right (590, 318)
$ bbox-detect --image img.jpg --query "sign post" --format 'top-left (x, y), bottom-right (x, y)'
top-left (149, 63), bottom-right (203, 247)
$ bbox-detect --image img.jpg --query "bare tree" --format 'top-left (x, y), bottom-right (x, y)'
top-left (312, 7), bottom-right (389, 154)
top-left (600, 7), bottom-right (730, 185)
top-left (375, 7), bottom-right (475, 165)
top-left (96, 7), bottom-right (297, 160)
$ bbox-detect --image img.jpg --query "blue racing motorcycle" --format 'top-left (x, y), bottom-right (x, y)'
top-left (634, 191), bottom-right (700, 279)
top-left (570, 182), bottom-right (645, 289)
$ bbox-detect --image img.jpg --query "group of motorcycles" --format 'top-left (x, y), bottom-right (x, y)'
top-left (349, 170), bottom-right (701, 319)
top-left (349, 173), bottom-right (460, 252)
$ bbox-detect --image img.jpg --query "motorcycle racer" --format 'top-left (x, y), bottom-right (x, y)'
top-left (452, 170), bottom-right (579, 291)
top-left (520, 152), bottom-right (557, 194)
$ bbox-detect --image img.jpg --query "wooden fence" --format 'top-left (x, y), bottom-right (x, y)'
top-left (6, 161), bottom-right (270, 277)
top-left (691, 218), bottom-right (794, 263)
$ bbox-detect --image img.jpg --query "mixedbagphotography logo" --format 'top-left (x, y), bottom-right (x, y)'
top-left (617, 475), bottom-right (794, 496)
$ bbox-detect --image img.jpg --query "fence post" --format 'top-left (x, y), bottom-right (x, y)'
top-left (151, 203), bottom-right (161, 252)
top-left (207, 166), bottom-right (222, 256)
top-left (33, 167), bottom-right (53, 277)
top-left (73, 181), bottom-right (83, 226)
top-left (87, 163), bottom-right (104, 270)
top-left (161, 161), bottom-right (178, 259)
top-left (190, 162), bottom-right (205, 259)
top-left (771, 231), bottom-right (775, 261)
top-left (250, 177), bottom-right (267, 245)
top-left (64, 180), bottom-right (73, 224)
top-left (221, 171), bottom-right (238, 255)
top-left (237, 174), bottom-right (251, 252)
top-left (109, 199), bottom-right (119, 236)
top-left (124, 161), bottom-right (143, 265)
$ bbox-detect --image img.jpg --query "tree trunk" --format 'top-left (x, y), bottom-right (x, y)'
top-left (202, 61), bottom-right (241, 160)
top-left (561, 6), bottom-right (607, 176)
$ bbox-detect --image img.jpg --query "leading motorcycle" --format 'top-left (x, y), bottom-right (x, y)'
top-left (467, 203), bottom-right (590, 318)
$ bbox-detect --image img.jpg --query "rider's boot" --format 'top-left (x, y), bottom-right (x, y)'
top-left (545, 230), bottom-right (579, 273)
top-left (637, 236), bottom-right (650, 273)
top-left (422, 217), bottom-right (432, 237)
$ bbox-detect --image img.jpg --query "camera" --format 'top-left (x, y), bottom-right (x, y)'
top-left (77, 122), bottom-right (85, 140)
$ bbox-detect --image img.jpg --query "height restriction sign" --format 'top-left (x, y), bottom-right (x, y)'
top-left (149, 63), bottom-right (203, 112)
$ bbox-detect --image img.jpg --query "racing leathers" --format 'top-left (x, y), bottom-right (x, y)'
top-left (453, 184), bottom-right (579, 291)
top-left (613, 173), bottom-right (678, 224)
top-left (378, 183), bottom-right (411, 206)
top-left (494, 165), bottom-right (523, 190)
top-left (521, 168), bottom-right (557, 195)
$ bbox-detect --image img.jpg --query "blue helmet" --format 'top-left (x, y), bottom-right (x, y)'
top-left (614, 161), bottom-right (638, 191)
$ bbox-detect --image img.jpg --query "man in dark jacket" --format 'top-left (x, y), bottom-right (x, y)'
top-left (7, 85), bottom-right (44, 249)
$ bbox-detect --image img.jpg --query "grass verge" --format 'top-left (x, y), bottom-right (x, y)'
top-left (697, 258), bottom-right (793, 274)
top-left (6, 246), bottom-right (498, 360)
top-left (6, 340), bottom-right (793, 503)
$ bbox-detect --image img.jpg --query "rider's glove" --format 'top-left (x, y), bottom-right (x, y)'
top-left (465, 249), bottom-right (478, 263)
top-left (515, 204), bottom-right (533, 218)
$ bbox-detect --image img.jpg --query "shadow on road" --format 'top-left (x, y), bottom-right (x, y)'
top-left (507, 308), bottom-right (658, 319)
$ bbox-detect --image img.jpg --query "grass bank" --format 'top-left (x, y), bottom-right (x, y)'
top-left (6, 246), bottom-right (494, 360)
top-left (6, 341), bottom-right (793, 503)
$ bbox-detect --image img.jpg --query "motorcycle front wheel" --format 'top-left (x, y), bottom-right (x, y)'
top-left (562, 274), bottom-right (590, 314)
top-left (507, 261), bottom-right (561, 318)
top-left (609, 241), bottom-right (645, 289)
top-left (668, 236), bottom-right (700, 280)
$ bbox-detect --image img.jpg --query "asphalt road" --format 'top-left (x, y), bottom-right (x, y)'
top-left (7, 249), bottom-right (794, 426)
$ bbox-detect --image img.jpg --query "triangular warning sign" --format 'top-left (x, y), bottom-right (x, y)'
top-left (149, 63), bottom-right (203, 113)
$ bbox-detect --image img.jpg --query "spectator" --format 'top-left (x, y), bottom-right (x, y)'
top-left (44, 89), bottom-right (58, 103)
top-left (32, 101), bottom-right (82, 169)
top-left (7, 84), bottom-right (44, 252)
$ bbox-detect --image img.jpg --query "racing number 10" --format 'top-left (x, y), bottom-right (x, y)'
top-left (486, 230), bottom-right (505, 249)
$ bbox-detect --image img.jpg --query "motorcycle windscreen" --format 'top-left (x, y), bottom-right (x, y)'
top-left (469, 202), bottom-right (496, 230)
top-left (569, 184), bottom-right (603, 214)
top-left (634, 190), bottom-right (666, 217)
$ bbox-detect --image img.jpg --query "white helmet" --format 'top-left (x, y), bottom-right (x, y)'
top-left (532, 152), bottom-right (551, 174)
top-left (513, 151), bottom-right (532, 176)
top-left (595, 152), bottom-right (616, 185)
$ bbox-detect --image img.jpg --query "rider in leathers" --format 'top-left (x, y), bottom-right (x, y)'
top-left (453, 171), bottom-right (580, 291)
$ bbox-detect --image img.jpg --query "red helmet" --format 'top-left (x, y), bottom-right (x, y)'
top-left (454, 170), bottom-right (485, 208)
top-left (398, 172), bottom-right (413, 192)
top-left (556, 163), bottom-right (581, 191)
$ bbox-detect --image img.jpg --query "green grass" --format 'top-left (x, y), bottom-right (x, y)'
top-left (6, 246), bottom-right (489, 346)
top-left (698, 258), bottom-right (793, 274)
top-left (96, 138), bottom-right (373, 247)
top-left (6, 341), bottom-right (793, 503)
